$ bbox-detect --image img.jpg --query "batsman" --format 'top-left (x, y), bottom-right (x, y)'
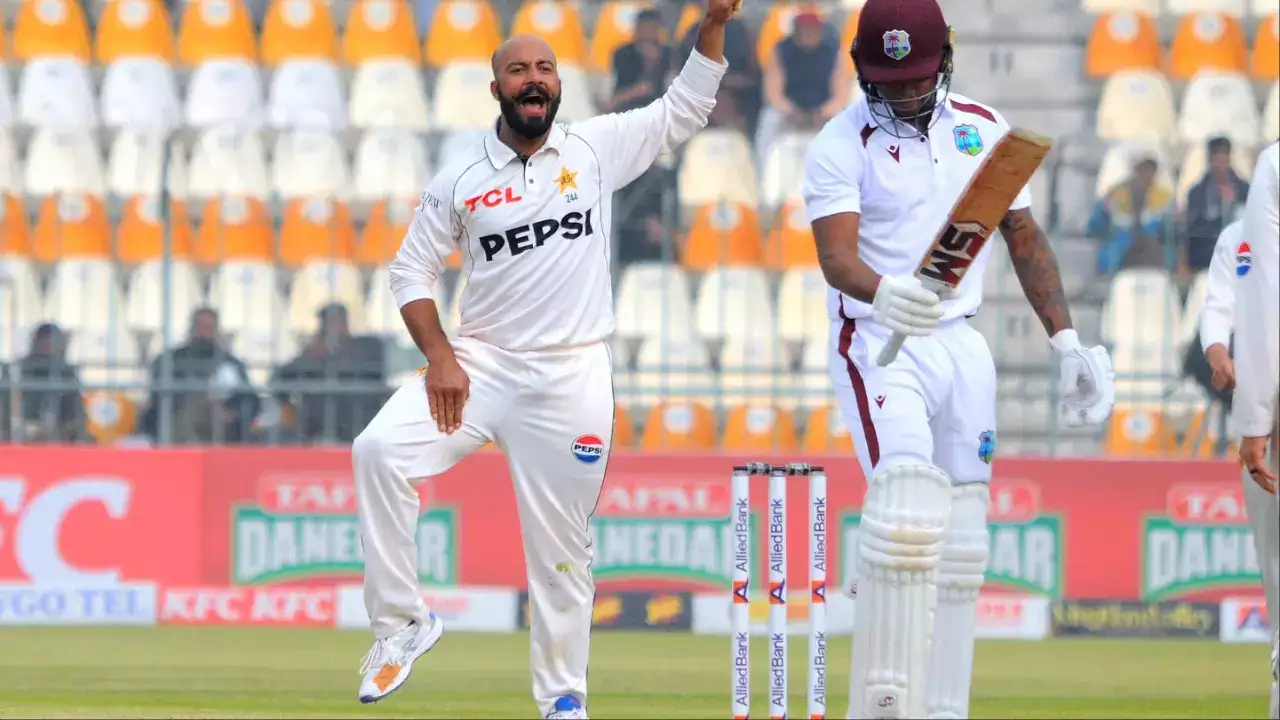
top-left (801, 0), bottom-right (1117, 717)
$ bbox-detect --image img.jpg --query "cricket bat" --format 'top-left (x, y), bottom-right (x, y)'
top-left (875, 128), bottom-right (1053, 367)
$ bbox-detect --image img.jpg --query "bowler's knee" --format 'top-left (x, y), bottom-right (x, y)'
top-left (353, 425), bottom-right (394, 473)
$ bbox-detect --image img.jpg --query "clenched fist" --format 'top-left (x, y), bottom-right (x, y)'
top-left (705, 0), bottom-right (741, 24)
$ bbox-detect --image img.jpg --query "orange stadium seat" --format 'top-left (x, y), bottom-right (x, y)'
top-left (343, 0), bottom-right (421, 64)
top-left (356, 198), bottom-right (416, 266)
top-left (115, 196), bottom-right (195, 265)
top-left (277, 197), bottom-right (355, 266)
top-left (640, 401), bottom-right (718, 450)
top-left (195, 196), bottom-right (274, 264)
top-left (801, 405), bottom-right (855, 453)
top-left (840, 8), bottom-right (860, 72)
top-left (757, 3), bottom-right (825, 66)
top-left (1085, 11), bottom-right (1162, 78)
top-left (722, 405), bottom-right (799, 452)
top-left (423, 0), bottom-right (502, 67)
top-left (1104, 405), bottom-right (1169, 457)
top-left (0, 196), bottom-right (32, 259)
top-left (683, 201), bottom-right (764, 270)
top-left (674, 3), bottom-right (701, 43)
top-left (764, 198), bottom-right (818, 269)
top-left (32, 194), bottom-right (111, 263)
top-left (261, 0), bottom-right (338, 66)
top-left (590, 2), bottom-right (644, 73)
top-left (14, 0), bottom-right (92, 62)
top-left (1251, 14), bottom-right (1279, 80)
top-left (178, 0), bottom-right (258, 65)
top-left (613, 405), bottom-right (636, 448)
top-left (511, 0), bottom-right (587, 66)
top-left (1170, 12), bottom-right (1247, 80)
top-left (96, 0), bottom-right (175, 63)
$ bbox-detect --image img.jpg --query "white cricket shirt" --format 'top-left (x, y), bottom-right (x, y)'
top-left (1233, 141), bottom-right (1280, 437)
top-left (801, 92), bottom-right (1033, 322)
top-left (391, 50), bottom-right (726, 352)
top-left (1197, 220), bottom-right (1242, 353)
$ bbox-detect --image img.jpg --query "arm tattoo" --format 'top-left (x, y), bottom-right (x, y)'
top-left (999, 208), bottom-right (1073, 337)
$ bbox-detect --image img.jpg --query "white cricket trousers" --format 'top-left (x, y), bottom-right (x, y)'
top-left (353, 336), bottom-right (615, 716)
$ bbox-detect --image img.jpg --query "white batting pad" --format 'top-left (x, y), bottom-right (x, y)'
top-left (926, 483), bottom-right (991, 720)
top-left (848, 464), bottom-right (951, 719)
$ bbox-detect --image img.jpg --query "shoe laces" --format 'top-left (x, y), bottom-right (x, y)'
top-left (359, 638), bottom-right (393, 676)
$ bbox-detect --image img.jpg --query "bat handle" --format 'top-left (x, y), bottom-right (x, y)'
top-left (877, 332), bottom-right (906, 367)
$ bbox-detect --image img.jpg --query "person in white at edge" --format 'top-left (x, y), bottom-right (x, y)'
top-left (350, 2), bottom-right (738, 717)
top-left (802, 0), bottom-right (1116, 717)
top-left (1233, 140), bottom-right (1280, 720)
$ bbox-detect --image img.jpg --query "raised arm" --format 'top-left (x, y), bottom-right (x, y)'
top-left (572, 0), bottom-right (736, 189)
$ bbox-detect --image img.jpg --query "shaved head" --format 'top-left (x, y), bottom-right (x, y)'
top-left (490, 33), bottom-right (563, 141)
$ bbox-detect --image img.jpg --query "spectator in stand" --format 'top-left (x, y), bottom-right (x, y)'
top-left (755, 9), bottom-right (849, 170)
top-left (1087, 149), bottom-right (1176, 276)
top-left (1180, 136), bottom-right (1251, 277)
top-left (0, 323), bottom-right (89, 443)
top-left (140, 308), bottom-right (259, 444)
top-left (606, 8), bottom-right (672, 113)
top-left (680, 12), bottom-right (760, 135)
top-left (271, 303), bottom-right (388, 444)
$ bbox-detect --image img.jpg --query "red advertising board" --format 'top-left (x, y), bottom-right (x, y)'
top-left (0, 446), bottom-right (1260, 602)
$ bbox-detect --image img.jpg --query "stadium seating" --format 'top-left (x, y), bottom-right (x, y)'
top-left (1169, 12), bottom-right (1247, 80)
top-left (1251, 13), bottom-right (1279, 79)
top-left (424, 0), bottom-right (503, 67)
top-left (590, 1), bottom-right (641, 73)
top-left (1096, 69), bottom-right (1177, 142)
top-left (614, 263), bottom-right (697, 344)
top-left (1085, 11), bottom-right (1163, 77)
top-left (1177, 70), bottom-right (1260, 145)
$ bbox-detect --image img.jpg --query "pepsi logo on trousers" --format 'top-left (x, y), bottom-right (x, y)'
top-left (572, 435), bottom-right (605, 464)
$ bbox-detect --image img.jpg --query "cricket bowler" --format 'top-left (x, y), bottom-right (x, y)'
top-left (349, 2), bottom-right (738, 717)
top-left (1233, 140), bottom-right (1280, 720)
top-left (801, 0), bottom-right (1116, 716)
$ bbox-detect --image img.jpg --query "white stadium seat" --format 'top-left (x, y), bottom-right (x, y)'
top-left (1261, 82), bottom-right (1279, 145)
top-left (287, 260), bottom-right (367, 336)
top-left (100, 58), bottom-right (182, 133)
top-left (271, 130), bottom-right (350, 200)
top-left (18, 58), bottom-right (97, 129)
top-left (555, 64), bottom-right (597, 123)
top-left (107, 131), bottom-right (186, 198)
top-left (233, 323), bottom-right (297, 386)
top-left (44, 259), bottom-right (125, 333)
top-left (776, 267), bottom-right (829, 346)
top-left (1178, 70), bottom-right (1259, 145)
top-left (1102, 268), bottom-right (1185, 402)
top-left (431, 61), bottom-right (497, 131)
top-left (67, 323), bottom-right (146, 389)
top-left (0, 258), bottom-right (45, 361)
top-left (1082, 0), bottom-right (1161, 13)
top-left (348, 59), bottom-right (431, 130)
top-left (679, 129), bottom-right (759, 207)
top-left (614, 262), bottom-right (697, 343)
top-left (0, 129), bottom-right (19, 194)
top-left (695, 266), bottom-right (775, 342)
top-left (1097, 70), bottom-right (1177, 142)
top-left (0, 66), bottom-right (15, 128)
top-left (1095, 140), bottom-right (1175, 196)
top-left (187, 128), bottom-right (270, 200)
top-left (125, 259), bottom-right (206, 341)
top-left (1165, 0), bottom-right (1246, 16)
top-left (631, 335), bottom-right (716, 409)
top-left (268, 60), bottom-right (347, 131)
top-left (760, 131), bottom-right (814, 211)
top-left (353, 130), bottom-right (431, 202)
top-left (1253, 0), bottom-right (1279, 17)
top-left (718, 335), bottom-right (793, 408)
top-left (24, 128), bottom-right (106, 197)
top-left (208, 260), bottom-right (287, 370)
top-left (185, 59), bottom-right (266, 130)
top-left (437, 129), bottom-right (485, 167)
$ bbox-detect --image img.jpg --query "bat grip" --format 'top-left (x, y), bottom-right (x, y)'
top-left (876, 332), bottom-right (906, 367)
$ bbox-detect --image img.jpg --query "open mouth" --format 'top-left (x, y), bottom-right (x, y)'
top-left (518, 92), bottom-right (548, 118)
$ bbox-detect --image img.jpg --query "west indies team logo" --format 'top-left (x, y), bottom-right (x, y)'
top-left (954, 125), bottom-right (984, 156)
top-left (978, 430), bottom-right (996, 464)
top-left (882, 29), bottom-right (911, 60)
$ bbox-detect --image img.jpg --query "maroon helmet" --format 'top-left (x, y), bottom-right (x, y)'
top-left (851, 0), bottom-right (954, 133)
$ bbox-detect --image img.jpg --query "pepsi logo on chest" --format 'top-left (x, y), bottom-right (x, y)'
top-left (571, 434), bottom-right (606, 464)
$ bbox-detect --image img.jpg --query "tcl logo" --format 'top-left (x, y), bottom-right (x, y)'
top-left (1167, 483), bottom-right (1246, 524)
top-left (465, 187), bottom-right (522, 213)
top-left (0, 477), bottom-right (132, 584)
top-left (160, 587), bottom-right (335, 627)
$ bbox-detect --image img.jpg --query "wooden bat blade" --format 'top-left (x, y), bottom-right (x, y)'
top-left (916, 128), bottom-right (1052, 293)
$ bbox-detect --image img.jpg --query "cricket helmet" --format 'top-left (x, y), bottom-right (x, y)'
top-left (851, 0), bottom-right (955, 132)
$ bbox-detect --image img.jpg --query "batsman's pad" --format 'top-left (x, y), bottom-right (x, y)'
top-left (848, 464), bottom-right (951, 720)
top-left (926, 483), bottom-right (991, 720)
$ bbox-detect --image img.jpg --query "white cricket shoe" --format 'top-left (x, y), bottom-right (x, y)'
top-left (357, 613), bottom-right (444, 704)
top-left (546, 694), bottom-right (588, 719)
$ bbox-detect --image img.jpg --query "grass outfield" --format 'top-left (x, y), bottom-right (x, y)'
top-left (0, 627), bottom-right (1272, 718)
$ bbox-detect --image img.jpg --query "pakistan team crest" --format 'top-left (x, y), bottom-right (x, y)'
top-left (883, 29), bottom-right (911, 60)
top-left (954, 124), bottom-right (983, 156)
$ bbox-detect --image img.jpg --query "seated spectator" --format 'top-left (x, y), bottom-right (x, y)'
top-left (614, 166), bottom-right (676, 266)
top-left (140, 308), bottom-right (260, 444)
top-left (1087, 150), bottom-right (1176, 276)
top-left (271, 302), bottom-right (388, 444)
top-left (0, 323), bottom-right (89, 443)
top-left (680, 14), bottom-right (760, 135)
top-left (756, 10), bottom-right (849, 169)
top-left (607, 8), bottom-right (671, 113)
top-left (1180, 136), bottom-right (1251, 277)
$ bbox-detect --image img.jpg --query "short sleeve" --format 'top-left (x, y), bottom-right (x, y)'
top-left (802, 121), bottom-right (865, 223)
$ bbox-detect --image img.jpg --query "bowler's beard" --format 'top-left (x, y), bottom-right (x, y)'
top-left (498, 85), bottom-right (561, 140)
